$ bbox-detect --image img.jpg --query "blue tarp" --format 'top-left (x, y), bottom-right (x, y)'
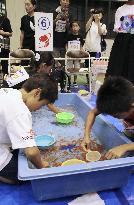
top-left (0, 175), bottom-right (134, 205)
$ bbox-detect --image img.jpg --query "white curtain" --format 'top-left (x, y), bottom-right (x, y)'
top-left (6, 0), bottom-right (26, 50)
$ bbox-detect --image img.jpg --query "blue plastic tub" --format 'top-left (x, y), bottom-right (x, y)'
top-left (18, 93), bottom-right (134, 201)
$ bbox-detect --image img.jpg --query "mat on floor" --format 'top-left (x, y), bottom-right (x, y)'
top-left (0, 175), bottom-right (134, 205)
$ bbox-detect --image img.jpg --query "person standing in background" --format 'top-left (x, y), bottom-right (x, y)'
top-left (65, 20), bottom-right (84, 89)
top-left (84, 8), bottom-right (107, 84)
top-left (20, 0), bottom-right (36, 52)
top-left (106, 0), bottom-right (134, 85)
top-left (84, 8), bottom-right (107, 62)
top-left (0, 14), bottom-right (12, 75)
top-left (53, 0), bottom-right (72, 61)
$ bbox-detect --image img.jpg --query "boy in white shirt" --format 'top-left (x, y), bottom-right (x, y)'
top-left (0, 73), bottom-right (58, 184)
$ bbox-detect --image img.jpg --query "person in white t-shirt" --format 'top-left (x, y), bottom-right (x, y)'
top-left (106, 0), bottom-right (134, 84)
top-left (84, 8), bottom-right (107, 84)
top-left (0, 73), bottom-right (58, 184)
top-left (84, 8), bottom-right (107, 58)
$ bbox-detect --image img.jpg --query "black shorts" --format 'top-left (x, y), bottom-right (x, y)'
top-left (0, 149), bottom-right (19, 181)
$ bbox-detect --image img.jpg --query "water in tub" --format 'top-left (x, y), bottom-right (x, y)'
top-left (31, 105), bottom-right (106, 168)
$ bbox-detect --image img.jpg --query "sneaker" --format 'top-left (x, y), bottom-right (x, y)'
top-left (73, 82), bottom-right (78, 88)
top-left (67, 89), bottom-right (71, 93)
top-left (60, 89), bottom-right (67, 93)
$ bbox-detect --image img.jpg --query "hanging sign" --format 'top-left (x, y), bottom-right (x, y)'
top-left (35, 12), bottom-right (53, 51)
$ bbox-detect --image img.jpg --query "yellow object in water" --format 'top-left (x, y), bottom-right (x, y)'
top-left (78, 89), bottom-right (89, 96)
top-left (61, 159), bottom-right (86, 166)
top-left (86, 151), bottom-right (101, 162)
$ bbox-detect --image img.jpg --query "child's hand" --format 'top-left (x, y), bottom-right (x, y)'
top-left (41, 160), bottom-right (49, 168)
top-left (105, 145), bottom-right (127, 160)
top-left (4, 74), bottom-right (8, 80)
top-left (81, 136), bottom-right (90, 152)
top-left (0, 29), bottom-right (4, 35)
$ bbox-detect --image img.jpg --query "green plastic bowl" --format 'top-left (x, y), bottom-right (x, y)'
top-left (56, 112), bottom-right (74, 124)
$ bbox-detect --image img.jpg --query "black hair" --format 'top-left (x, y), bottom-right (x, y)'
top-left (29, 0), bottom-right (37, 6)
top-left (30, 51), bottom-right (54, 74)
top-left (22, 73), bottom-right (58, 103)
top-left (96, 77), bottom-right (134, 115)
top-left (89, 8), bottom-right (104, 22)
top-left (26, 0), bottom-right (37, 11)
top-left (70, 20), bottom-right (80, 28)
top-left (90, 8), bottom-right (104, 16)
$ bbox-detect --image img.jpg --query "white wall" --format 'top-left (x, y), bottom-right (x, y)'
top-left (6, 0), bottom-right (26, 50)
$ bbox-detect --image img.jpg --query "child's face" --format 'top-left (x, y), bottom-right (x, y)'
top-left (25, 89), bottom-right (49, 112)
top-left (71, 23), bottom-right (80, 34)
top-left (60, 0), bottom-right (69, 9)
top-left (25, 0), bottom-right (35, 14)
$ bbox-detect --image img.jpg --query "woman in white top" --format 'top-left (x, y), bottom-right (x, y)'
top-left (84, 8), bottom-right (107, 58)
top-left (84, 8), bottom-right (107, 83)
top-left (106, 0), bottom-right (134, 84)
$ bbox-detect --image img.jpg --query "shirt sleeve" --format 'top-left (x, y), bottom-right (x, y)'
top-left (20, 16), bottom-right (25, 31)
top-left (7, 113), bottom-right (36, 149)
top-left (114, 9), bottom-right (121, 32)
top-left (2, 17), bottom-right (12, 33)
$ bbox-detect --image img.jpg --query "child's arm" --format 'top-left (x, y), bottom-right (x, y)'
top-left (86, 16), bottom-right (93, 33)
top-left (24, 147), bottom-right (49, 168)
top-left (82, 108), bottom-right (100, 151)
top-left (105, 143), bottom-right (134, 159)
top-left (0, 29), bottom-right (12, 37)
top-left (47, 103), bottom-right (61, 114)
top-left (65, 43), bottom-right (68, 51)
top-left (80, 45), bottom-right (84, 51)
top-left (20, 31), bottom-right (24, 48)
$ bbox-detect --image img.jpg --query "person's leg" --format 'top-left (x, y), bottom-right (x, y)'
top-left (73, 60), bottom-right (80, 88)
top-left (73, 75), bottom-right (78, 88)
top-left (106, 33), bottom-right (127, 78)
top-left (86, 52), bottom-right (97, 85)
top-left (0, 149), bottom-right (21, 184)
top-left (74, 60), bottom-right (80, 72)
top-left (59, 70), bottom-right (67, 92)
top-left (59, 48), bottom-right (66, 67)
top-left (0, 49), bottom-right (9, 75)
top-left (67, 75), bottom-right (71, 92)
top-left (66, 59), bottom-right (73, 73)
top-left (53, 47), bottom-right (60, 67)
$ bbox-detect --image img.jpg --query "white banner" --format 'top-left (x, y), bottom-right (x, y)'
top-left (6, 67), bottom-right (29, 87)
top-left (35, 12), bottom-right (53, 51)
top-left (68, 40), bottom-right (80, 51)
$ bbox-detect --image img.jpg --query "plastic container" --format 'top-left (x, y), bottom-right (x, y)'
top-left (56, 112), bottom-right (74, 124)
top-left (35, 135), bottom-right (55, 150)
top-left (61, 159), bottom-right (86, 166)
top-left (86, 151), bottom-right (101, 162)
top-left (78, 89), bottom-right (89, 96)
top-left (18, 93), bottom-right (134, 201)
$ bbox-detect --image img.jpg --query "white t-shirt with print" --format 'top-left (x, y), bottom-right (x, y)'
top-left (114, 4), bottom-right (134, 33)
top-left (0, 88), bottom-right (36, 171)
top-left (84, 21), bottom-right (107, 52)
